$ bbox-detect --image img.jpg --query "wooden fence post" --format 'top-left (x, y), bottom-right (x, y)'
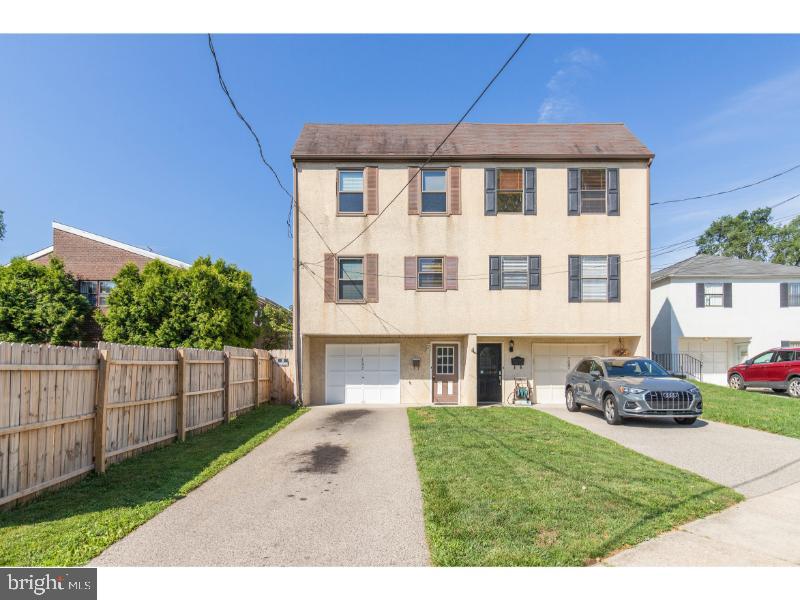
top-left (94, 349), bottom-right (109, 474)
top-left (224, 352), bottom-right (232, 422)
top-left (253, 349), bottom-right (260, 407)
top-left (176, 348), bottom-right (187, 441)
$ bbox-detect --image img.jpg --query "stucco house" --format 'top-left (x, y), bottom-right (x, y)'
top-left (651, 254), bottom-right (800, 385)
top-left (292, 123), bottom-right (653, 405)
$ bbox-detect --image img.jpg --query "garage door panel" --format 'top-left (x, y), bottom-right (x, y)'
top-left (326, 343), bottom-right (400, 405)
top-left (533, 342), bottom-right (607, 404)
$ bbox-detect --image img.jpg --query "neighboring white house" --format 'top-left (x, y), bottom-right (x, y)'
top-left (651, 254), bottom-right (800, 385)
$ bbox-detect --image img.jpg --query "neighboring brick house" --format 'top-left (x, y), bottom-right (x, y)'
top-left (25, 222), bottom-right (286, 345)
top-left (292, 123), bottom-right (653, 406)
top-left (25, 222), bottom-right (191, 341)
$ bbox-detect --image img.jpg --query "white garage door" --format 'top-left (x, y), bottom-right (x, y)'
top-left (679, 338), bottom-right (731, 385)
top-left (532, 342), bottom-right (608, 404)
top-left (325, 343), bottom-right (401, 405)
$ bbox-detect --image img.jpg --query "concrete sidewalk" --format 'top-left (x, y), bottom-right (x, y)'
top-left (91, 406), bottom-right (430, 566)
top-left (538, 404), bottom-right (800, 566)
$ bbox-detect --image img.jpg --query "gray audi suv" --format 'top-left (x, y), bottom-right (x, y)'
top-left (564, 356), bottom-right (703, 425)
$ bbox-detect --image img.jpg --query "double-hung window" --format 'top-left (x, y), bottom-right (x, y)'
top-left (703, 283), bottom-right (724, 307)
top-left (489, 255), bottom-right (541, 290)
top-left (98, 281), bottom-right (115, 306)
top-left (79, 281), bottom-right (98, 306)
top-left (338, 257), bottom-right (364, 301)
top-left (497, 169), bottom-right (523, 213)
top-left (580, 256), bottom-right (608, 301)
top-left (580, 169), bottom-right (607, 213)
top-left (417, 257), bottom-right (444, 289)
top-left (338, 170), bottom-right (364, 213)
top-left (788, 283), bottom-right (800, 307)
top-left (421, 170), bottom-right (447, 213)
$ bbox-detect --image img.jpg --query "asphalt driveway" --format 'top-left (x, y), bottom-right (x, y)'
top-left (538, 403), bottom-right (800, 566)
top-left (91, 406), bottom-right (429, 566)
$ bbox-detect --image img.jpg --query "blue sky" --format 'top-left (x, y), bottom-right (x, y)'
top-left (2, 34), bottom-right (800, 305)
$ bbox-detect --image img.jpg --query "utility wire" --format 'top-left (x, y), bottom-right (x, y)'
top-left (207, 34), bottom-right (294, 237)
top-left (332, 33), bottom-right (531, 256)
top-left (651, 161), bottom-right (800, 206)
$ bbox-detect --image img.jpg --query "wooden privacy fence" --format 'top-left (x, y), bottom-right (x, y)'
top-left (0, 341), bottom-right (295, 508)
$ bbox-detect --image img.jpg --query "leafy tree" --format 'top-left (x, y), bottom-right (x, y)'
top-left (255, 302), bottom-right (292, 349)
top-left (0, 257), bottom-right (91, 344)
top-left (99, 257), bottom-right (259, 350)
top-left (696, 208), bottom-right (777, 261)
top-left (772, 216), bottom-right (800, 266)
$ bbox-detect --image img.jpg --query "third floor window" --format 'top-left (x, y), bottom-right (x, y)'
top-left (338, 170), bottom-right (364, 213)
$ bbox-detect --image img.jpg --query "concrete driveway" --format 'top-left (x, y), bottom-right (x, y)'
top-left (538, 403), bottom-right (800, 565)
top-left (91, 406), bottom-right (429, 566)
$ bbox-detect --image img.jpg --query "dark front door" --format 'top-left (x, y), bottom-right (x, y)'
top-left (477, 343), bottom-right (502, 404)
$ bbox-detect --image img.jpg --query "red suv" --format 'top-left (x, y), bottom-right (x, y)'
top-left (728, 348), bottom-right (800, 397)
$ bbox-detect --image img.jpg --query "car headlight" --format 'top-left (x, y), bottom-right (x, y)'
top-left (619, 386), bottom-right (646, 395)
top-left (688, 387), bottom-right (701, 397)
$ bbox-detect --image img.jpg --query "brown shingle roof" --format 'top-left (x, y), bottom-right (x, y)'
top-left (291, 123), bottom-right (653, 161)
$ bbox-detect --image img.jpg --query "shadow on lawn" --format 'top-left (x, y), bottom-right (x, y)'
top-left (0, 405), bottom-right (299, 530)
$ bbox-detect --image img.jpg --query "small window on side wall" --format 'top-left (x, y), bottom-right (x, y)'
top-left (338, 170), bottom-right (364, 213)
top-left (338, 257), bottom-right (364, 301)
top-left (788, 283), bottom-right (800, 307)
top-left (421, 170), bottom-right (447, 213)
top-left (703, 283), bottom-right (724, 307)
top-left (79, 281), bottom-right (98, 306)
top-left (98, 281), bottom-right (115, 306)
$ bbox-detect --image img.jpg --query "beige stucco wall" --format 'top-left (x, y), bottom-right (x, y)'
top-left (296, 160), bottom-right (650, 355)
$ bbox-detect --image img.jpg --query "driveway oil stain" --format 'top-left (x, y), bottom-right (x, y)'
top-left (295, 443), bottom-right (349, 474)
top-left (326, 409), bottom-right (370, 426)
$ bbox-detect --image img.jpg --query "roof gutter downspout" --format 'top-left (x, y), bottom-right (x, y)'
top-left (292, 160), bottom-right (302, 406)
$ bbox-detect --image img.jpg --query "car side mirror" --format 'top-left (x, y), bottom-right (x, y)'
top-left (745, 359), bottom-right (753, 365)
top-left (589, 370), bottom-right (602, 379)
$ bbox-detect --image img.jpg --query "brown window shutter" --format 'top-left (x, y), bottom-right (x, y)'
top-left (365, 166), bottom-right (378, 215)
top-left (408, 167), bottom-right (420, 215)
top-left (448, 166), bottom-right (461, 215)
top-left (324, 253), bottom-right (336, 302)
top-left (404, 256), bottom-right (417, 290)
top-left (365, 254), bottom-right (379, 302)
top-left (445, 256), bottom-right (458, 290)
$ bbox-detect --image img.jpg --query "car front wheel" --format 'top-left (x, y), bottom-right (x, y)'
top-left (789, 378), bottom-right (800, 398)
top-left (565, 388), bottom-right (581, 412)
top-left (603, 395), bottom-right (623, 425)
top-left (674, 417), bottom-right (698, 425)
top-left (728, 373), bottom-right (745, 390)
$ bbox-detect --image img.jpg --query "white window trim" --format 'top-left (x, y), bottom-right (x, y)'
top-left (579, 168), bottom-right (608, 215)
top-left (337, 168), bottom-right (366, 215)
top-left (429, 340), bottom-right (461, 404)
top-left (417, 256), bottom-right (445, 290)
top-left (337, 256), bottom-right (365, 303)
top-left (420, 168), bottom-right (449, 215)
top-left (495, 168), bottom-right (525, 214)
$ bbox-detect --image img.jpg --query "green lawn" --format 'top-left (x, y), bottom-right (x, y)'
top-left (698, 381), bottom-right (800, 439)
top-left (407, 407), bottom-right (741, 566)
top-left (0, 404), bottom-right (306, 566)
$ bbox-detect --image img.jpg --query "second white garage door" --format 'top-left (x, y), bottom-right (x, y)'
top-left (325, 343), bottom-right (401, 405)
top-left (532, 342), bottom-right (608, 404)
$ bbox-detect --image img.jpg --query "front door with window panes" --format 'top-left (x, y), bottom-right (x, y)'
top-left (432, 344), bottom-right (458, 404)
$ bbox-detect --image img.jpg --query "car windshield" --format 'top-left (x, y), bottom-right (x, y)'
top-left (603, 359), bottom-right (670, 378)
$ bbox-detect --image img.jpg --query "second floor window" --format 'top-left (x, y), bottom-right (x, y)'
top-left (421, 170), bottom-right (447, 213)
top-left (788, 283), bottom-right (800, 307)
top-left (703, 283), bottom-right (724, 307)
top-left (80, 280), bottom-right (115, 307)
top-left (338, 170), bottom-right (364, 213)
top-left (417, 257), bottom-right (444, 289)
top-left (338, 257), bottom-right (364, 301)
top-left (580, 256), bottom-right (609, 301)
top-left (580, 169), bottom-right (607, 214)
top-left (497, 169), bottom-right (523, 213)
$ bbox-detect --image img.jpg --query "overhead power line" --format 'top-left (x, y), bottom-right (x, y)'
top-left (651, 161), bottom-right (800, 207)
top-left (331, 33), bottom-right (532, 256)
top-left (207, 34), bottom-right (294, 236)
